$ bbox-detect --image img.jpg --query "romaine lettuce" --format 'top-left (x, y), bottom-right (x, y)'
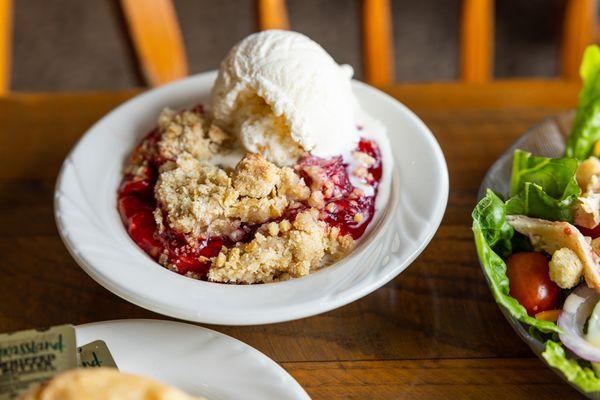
top-left (505, 150), bottom-right (580, 221)
top-left (566, 45), bottom-right (600, 160)
top-left (543, 341), bottom-right (600, 392)
top-left (472, 190), bottom-right (560, 333)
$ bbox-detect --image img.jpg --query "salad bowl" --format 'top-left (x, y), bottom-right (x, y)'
top-left (474, 46), bottom-right (600, 398)
top-left (476, 110), bottom-right (592, 396)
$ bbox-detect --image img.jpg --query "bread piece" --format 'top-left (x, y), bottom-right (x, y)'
top-left (21, 368), bottom-right (204, 400)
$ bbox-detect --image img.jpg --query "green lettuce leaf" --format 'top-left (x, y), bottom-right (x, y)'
top-left (472, 189), bottom-right (513, 256)
top-left (472, 190), bottom-right (560, 333)
top-left (509, 149), bottom-right (580, 198)
top-left (505, 150), bottom-right (581, 221)
top-left (543, 341), bottom-right (600, 393)
top-left (566, 45), bottom-right (600, 160)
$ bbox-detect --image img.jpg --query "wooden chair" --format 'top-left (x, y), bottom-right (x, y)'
top-left (0, 0), bottom-right (597, 92)
top-left (118, 0), bottom-right (597, 86)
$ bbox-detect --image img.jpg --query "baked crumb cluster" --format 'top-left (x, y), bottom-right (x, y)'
top-left (154, 152), bottom-right (310, 242)
top-left (209, 209), bottom-right (353, 283)
top-left (124, 107), bottom-right (229, 180)
top-left (119, 107), bottom-right (378, 284)
top-left (157, 107), bottom-right (229, 161)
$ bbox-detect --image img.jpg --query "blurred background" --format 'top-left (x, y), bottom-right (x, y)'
top-left (6, 0), bottom-right (590, 91)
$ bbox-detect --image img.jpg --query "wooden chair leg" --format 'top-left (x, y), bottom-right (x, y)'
top-left (257, 0), bottom-right (289, 31)
top-left (561, 0), bottom-right (597, 80)
top-left (120, 0), bottom-right (188, 87)
top-left (460, 0), bottom-right (494, 83)
top-left (0, 0), bottom-right (12, 94)
top-left (363, 0), bottom-right (395, 86)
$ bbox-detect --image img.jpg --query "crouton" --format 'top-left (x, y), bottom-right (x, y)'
top-left (549, 247), bottom-right (584, 288)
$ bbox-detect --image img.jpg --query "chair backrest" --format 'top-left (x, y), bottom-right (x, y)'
top-left (0, 0), bottom-right (597, 92)
top-left (118, 0), bottom-right (597, 86)
top-left (460, 0), bottom-right (597, 82)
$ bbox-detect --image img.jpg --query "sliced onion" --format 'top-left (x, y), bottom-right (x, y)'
top-left (558, 284), bottom-right (600, 362)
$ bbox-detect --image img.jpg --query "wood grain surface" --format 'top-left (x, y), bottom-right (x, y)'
top-left (0, 80), bottom-right (586, 398)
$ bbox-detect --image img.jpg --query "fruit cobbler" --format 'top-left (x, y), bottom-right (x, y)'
top-left (118, 106), bottom-right (383, 284)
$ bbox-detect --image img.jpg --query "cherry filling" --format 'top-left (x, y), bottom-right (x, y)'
top-left (118, 123), bottom-right (383, 280)
top-left (297, 138), bottom-right (382, 238)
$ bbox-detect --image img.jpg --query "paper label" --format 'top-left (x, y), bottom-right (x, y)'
top-left (0, 325), bottom-right (77, 399)
top-left (77, 340), bottom-right (117, 369)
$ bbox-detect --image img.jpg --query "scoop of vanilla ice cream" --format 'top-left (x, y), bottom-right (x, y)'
top-left (211, 30), bottom-right (358, 165)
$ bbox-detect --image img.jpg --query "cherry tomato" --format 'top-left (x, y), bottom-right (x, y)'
top-left (506, 252), bottom-right (560, 316)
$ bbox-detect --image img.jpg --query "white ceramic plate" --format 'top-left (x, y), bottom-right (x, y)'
top-left (55, 71), bottom-right (448, 325)
top-left (76, 319), bottom-right (309, 399)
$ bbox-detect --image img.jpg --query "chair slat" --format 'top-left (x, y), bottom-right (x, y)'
top-left (257, 0), bottom-right (289, 30)
top-left (363, 0), bottom-right (395, 86)
top-left (460, 0), bottom-right (494, 83)
top-left (561, 0), bottom-right (597, 80)
top-left (0, 0), bottom-right (12, 94)
top-left (120, 0), bottom-right (188, 87)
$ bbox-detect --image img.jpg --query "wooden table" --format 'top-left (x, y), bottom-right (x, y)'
top-left (0, 80), bottom-right (587, 399)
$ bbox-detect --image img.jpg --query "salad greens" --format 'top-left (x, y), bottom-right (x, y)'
top-left (472, 190), bottom-right (560, 333)
top-left (543, 341), bottom-right (600, 392)
top-left (472, 190), bottom-right (513, 256)
top-left (506, 150), bottom-right (581, 221)
top-left (566, 45), bottom-right (600, 160)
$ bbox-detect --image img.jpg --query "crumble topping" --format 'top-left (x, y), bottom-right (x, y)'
top-left (157, 108), bottom-right (230, 162)
top-left (208, 209), bottom-right (354, 284)
top-left (155, 154), bottom-right (238, 240)
top-left (301, 165), bottom-right (332, 194)
top-left (352, 150), bottom-right (376, 167)
top-left (307, 190), bottom-right (325, 208)
top-left (154, 152), bottom-right (311, 241)
top-left (278, 167), bottom-right (312, 200)
top-left (119, 104), bottom-right (382, 284)
top-left (232, 153), bottom-right (281, 197)
top-left (351, 151), bottom-right (376, 181)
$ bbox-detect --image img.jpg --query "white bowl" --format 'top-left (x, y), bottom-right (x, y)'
top-left (54, 71), bottom-right (448, 325)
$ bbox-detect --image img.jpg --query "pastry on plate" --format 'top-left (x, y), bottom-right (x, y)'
top-left (20, 368), bottom-right (204, 400)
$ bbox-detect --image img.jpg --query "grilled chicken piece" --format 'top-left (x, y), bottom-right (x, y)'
top-left (574, 191), bottom-right (600, 229)
top-left (576, 157), bottom-right (600, 191)
top-left (574, 158), bottom-right (600, 229)
top-left (506, 215), bottom-right (600, 290)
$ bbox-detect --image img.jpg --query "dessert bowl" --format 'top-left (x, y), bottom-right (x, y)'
top-left (54, 71), bottom-right (448, 325)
